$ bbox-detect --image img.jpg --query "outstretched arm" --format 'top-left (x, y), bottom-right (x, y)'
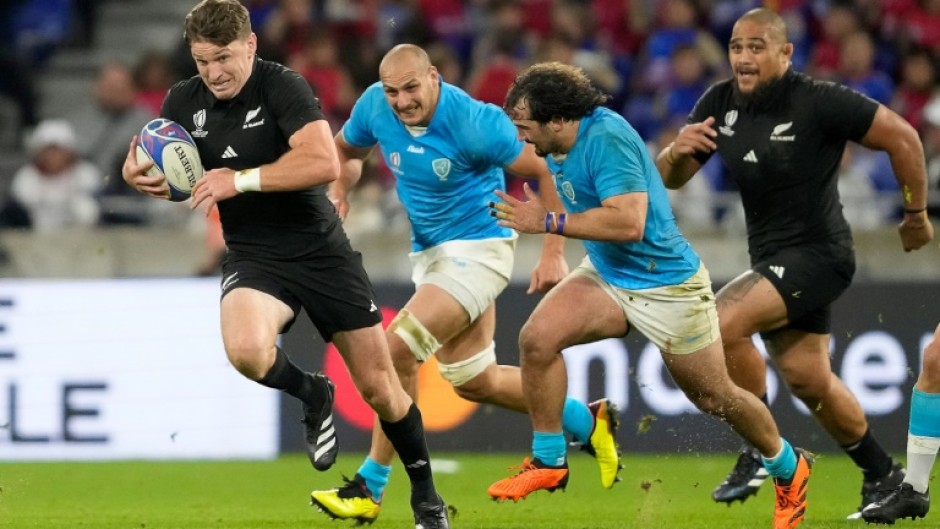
top-left (655, 117), bottom-right (716, 189)
top-left (861, 105), bottom-right (934, 252)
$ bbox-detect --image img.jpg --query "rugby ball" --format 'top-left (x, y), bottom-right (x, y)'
top-left (136, 118), bottom-right (204, 202)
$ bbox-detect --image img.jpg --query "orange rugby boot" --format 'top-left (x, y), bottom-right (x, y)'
top-left (488, 457), bottom-right (569, 502)
top-left (772, 448), bottom-right (813, 529)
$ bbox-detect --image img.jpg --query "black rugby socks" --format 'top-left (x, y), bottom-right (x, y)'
top-left (380, 402), bottom-right (436, 500)
top-left (843, 428), bottom-right (893, 480)
top-left (258, 347), bottom-right (328, 405)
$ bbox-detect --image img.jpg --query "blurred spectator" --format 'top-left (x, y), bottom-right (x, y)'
top-left (7, 0), bottom-right (73, 69)
top-left (418, 0), bottom-right (473, 60)
top-left (133, 51), bottom-right (175, 116)
top-left (68, 62), bottom-right (154, 225)
top-left (470, 0), bottom-right (534, 75)
top-left (373, 0), bottom-right (428, 52)
top-left (901, 0), bottom-right (940, 53)
top-left (590, 0), bottom-right (650, 57)
top-left (807, 3), bottom-right (861, 81)
top-left (533, 34), bottom-right (621, 103)
top-left (426, 41), bottom-right (463, 86)
top-left (466, 32), bottom-right (521, 106)
top-left (2, 120), bottom-right (101, 231)
top-left (323, 0), bottom-right (378, 41)
top-left (635, 0), bottom-right (724, 93)
top-left (838, 30), bottom-right (893, 104)
top-left (69, 0), bottom-right (97, 48)
top-left (243, 0), bottom-right (279, 30)
top-left (288, 30), bottom-right (356, 128)
top-left (837, 145), bottom-right (895, 230)
top-left (549, 0), bottom-right (622, 96)
top-left (259, 0), bottom-right (315, 64)
top-left (890, 48), bottom-right (937, 132)
top-left (923, 95), bottom-right (940, 192)
top-left (0, 1), bottom-right (38, 145)
top-left (661, 44), bottom-right (710, 128)
top-left (0, 53), bottom-right (39, 141)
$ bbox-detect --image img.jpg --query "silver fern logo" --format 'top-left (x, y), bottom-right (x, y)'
top-left (770, 122), bottom-right (796, 142)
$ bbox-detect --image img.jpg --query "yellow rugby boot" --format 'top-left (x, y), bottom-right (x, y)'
top-left (581, 399), bottom-right (623, 488)
top-left (310, 474), bottom-right (381, 524)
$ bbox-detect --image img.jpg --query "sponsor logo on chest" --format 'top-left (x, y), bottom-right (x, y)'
top-left (770, 121), bottom-right (796, 142)
top-left (243, 106), bottom-right (265, 129)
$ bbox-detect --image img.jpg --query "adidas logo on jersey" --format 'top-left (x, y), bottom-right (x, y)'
top-left (222, 146), bottom-right (238, 158)
top-left (743, 150), bottom-right (758, 163)
top-left (769, 265), bottom-right (785, 279)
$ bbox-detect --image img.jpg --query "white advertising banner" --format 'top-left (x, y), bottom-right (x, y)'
top-left (0, 278), bottom-right (278, 460)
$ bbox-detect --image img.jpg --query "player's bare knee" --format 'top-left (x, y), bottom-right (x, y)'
top-left (686, 389), bottom-right (727, 416)
top-left (225, 342), bottom-right (270, 379)
top-left (788, 377), bottom-right (828, 405)
top-left (439, 343), bottom-right (497, 400)
top-left (519, 324), bottom-right (556, 365)
top-left (354, 377), bottom-right (396, 412)
top-left (389, 343), bottom-right (421, 377)
top-left (920, 336), bottom-right (940, 387)
top-left (388, 309), bottom-right (442, 363)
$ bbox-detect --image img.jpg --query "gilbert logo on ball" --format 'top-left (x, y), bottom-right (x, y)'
top-left (137, 118), bottom-right (205, 202)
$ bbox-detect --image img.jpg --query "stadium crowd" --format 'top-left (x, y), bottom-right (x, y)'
top-left (0, 0), bottom-right (939, 238)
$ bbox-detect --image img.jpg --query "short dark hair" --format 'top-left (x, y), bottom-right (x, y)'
top-left (183, 0), bottom-right (251, 46)
top-left (504, 62), bottom-right (609, 124)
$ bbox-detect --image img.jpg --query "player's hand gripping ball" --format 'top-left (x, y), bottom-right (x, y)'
top-left (136, 118), bottom-right (204, 202)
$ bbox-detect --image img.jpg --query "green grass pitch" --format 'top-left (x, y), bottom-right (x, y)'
top-left (0, 452), bottom-right (924, 528)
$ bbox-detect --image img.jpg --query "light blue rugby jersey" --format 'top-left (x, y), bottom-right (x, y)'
top-left (547, 107), bottom-right (700, 290)
top-left (342, 80), bottom-right (521, 252)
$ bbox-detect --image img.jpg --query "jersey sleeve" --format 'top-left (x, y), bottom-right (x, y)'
top-left (340, 83), bottom-right (382, 148)
top-left (687, 83), bottom-right (721, 165)
top-left (160, 81), bottom-right (186, 122)
top-left (586, 123), bottom-right (648, 201)
top-left (811, 80), bottom-right (879, 142)
top-left (465, 103), bottom-right (524, 168)
top-left (267, 67), bottom-right (326, 139)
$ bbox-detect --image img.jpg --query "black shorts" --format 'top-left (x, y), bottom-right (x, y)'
top-left (754, 243), bottom-right (855, 335)
top-left (220, 249), bottom-right (382, 341)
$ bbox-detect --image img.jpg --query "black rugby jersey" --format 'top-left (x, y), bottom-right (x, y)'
top-left (689, 68), bottom-right (879, 262)
top-left (162, 57), bottom-right (345, 259)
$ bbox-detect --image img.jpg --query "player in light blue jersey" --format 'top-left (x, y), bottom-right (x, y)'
top-left (310, 45), bottom-right (623, 524)
top-left (487, 62), bottom-right (811, 529)
top-left (863, 322), bottom-right (939, 524)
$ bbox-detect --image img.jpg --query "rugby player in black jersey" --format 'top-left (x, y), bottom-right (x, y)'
top-left (656, 7), bottom-right (934, 519)
top-left (120, 1), bottom-right (448, 527)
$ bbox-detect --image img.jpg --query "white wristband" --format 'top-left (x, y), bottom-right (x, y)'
top-left (233, 168), bottom-right (261, 193)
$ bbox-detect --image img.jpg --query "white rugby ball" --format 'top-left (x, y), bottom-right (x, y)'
top-left (136, 118), bottom-right (204, 202)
